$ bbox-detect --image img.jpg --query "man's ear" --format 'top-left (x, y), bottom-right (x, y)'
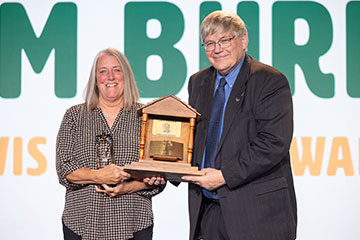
top-left (241, 33), bottom-right (249, 51)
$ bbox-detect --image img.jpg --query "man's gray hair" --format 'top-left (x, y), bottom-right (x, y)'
top-left (200, 10), bottom-right (248, 43)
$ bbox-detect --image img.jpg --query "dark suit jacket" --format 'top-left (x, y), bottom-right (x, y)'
top-left (187, 54), bottom-right (297, 240)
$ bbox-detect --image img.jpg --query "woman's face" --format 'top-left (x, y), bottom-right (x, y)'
top-left (96, 54), bottom-right (124, 105)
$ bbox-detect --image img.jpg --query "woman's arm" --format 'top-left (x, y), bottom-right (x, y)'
top-left (66, 164), bottom-right (131, 185)
top-left (95, 177), bottom-right (166, 197)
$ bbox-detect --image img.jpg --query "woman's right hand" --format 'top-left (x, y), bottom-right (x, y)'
top-left (96, 164), bottom-right (131, 185)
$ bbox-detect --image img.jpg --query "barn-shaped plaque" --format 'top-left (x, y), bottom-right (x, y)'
top-left (124, 95), bottom-right (204, 181)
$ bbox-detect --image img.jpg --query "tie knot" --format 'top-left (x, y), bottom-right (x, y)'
top-left (219, 78), bottom-right (227, 88)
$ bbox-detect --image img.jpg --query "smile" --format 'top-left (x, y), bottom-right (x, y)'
top-left (105, 83), bottom-right (117, 87)
top-left (214, 54), bottom-right (228, 60)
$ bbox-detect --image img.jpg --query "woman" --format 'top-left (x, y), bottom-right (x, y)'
top-left (56, 48), bottom-right (165, 240)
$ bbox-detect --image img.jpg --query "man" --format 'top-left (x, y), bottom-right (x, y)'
top-left (182, 11), bottom-right (297, 240)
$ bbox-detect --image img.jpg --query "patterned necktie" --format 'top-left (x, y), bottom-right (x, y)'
top-left (204, 78), bottom-right (227, 168)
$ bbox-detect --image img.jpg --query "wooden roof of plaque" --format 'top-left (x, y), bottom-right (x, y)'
top-left (138, 95), bottom-right (201, 120)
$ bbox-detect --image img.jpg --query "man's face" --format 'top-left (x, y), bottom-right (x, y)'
top-left (204, 30), bottom-right (248, 76)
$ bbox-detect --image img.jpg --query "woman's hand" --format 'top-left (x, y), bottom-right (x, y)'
top-left (95, 182), bottom-right (129, 197)
top-left (96, 164), bottom-right (131, 185)
top-left (143, 176), bottom-right (166, 186)
top-left (94, 177), bottom-right (166, 197)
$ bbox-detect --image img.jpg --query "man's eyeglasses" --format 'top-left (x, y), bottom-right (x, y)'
top-left (202, 36), bottom-right (236, 51)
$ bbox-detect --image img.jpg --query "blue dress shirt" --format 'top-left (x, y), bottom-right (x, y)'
top-left (201, 55), bottom-right (245, 199)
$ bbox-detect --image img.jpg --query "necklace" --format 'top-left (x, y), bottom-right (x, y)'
top-left (103, 113), bottom-right (117, 119)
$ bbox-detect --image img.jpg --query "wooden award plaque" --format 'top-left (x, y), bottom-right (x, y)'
top-left (124, 95), bottom-right (204, 182)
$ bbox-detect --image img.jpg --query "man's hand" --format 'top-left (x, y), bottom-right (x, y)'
top-left (182, 168), bottom-right (226, 191)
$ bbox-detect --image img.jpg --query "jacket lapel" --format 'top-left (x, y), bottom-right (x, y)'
top-left (195, 68), bottom-right (216, 166)
top-left (199, 68), bottom-right (217, 134)
top-left (216, 55), bottom-right (251, 162)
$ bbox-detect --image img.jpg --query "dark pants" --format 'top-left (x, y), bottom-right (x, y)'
top-left (131, 225), bottom-right (153, 240)
top-left (63, 221), bottom-right (153, 240)
top-left (198, 197), bottom-right (229, 240)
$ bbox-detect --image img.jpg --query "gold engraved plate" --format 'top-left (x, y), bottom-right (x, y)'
top-left (149, 140), bottom-right (183, 160)
top-left (152, 119), bottom-right (181, 137)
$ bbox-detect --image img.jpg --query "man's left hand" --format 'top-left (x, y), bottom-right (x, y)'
top-left (182, 168), bottom-right (226, 190)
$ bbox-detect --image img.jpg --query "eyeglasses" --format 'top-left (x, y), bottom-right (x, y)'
top-left (202, 36), bottom-right (236, 51)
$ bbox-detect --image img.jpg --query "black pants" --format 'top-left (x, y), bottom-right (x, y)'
top-left (63, 221), bottom-right (81, 240)
top-left (63, 221), bottom-right (153, 240)
top-left (198, 197), bottom-right (229, 240)
top-left (131, 225), bottom-right (153, 240)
